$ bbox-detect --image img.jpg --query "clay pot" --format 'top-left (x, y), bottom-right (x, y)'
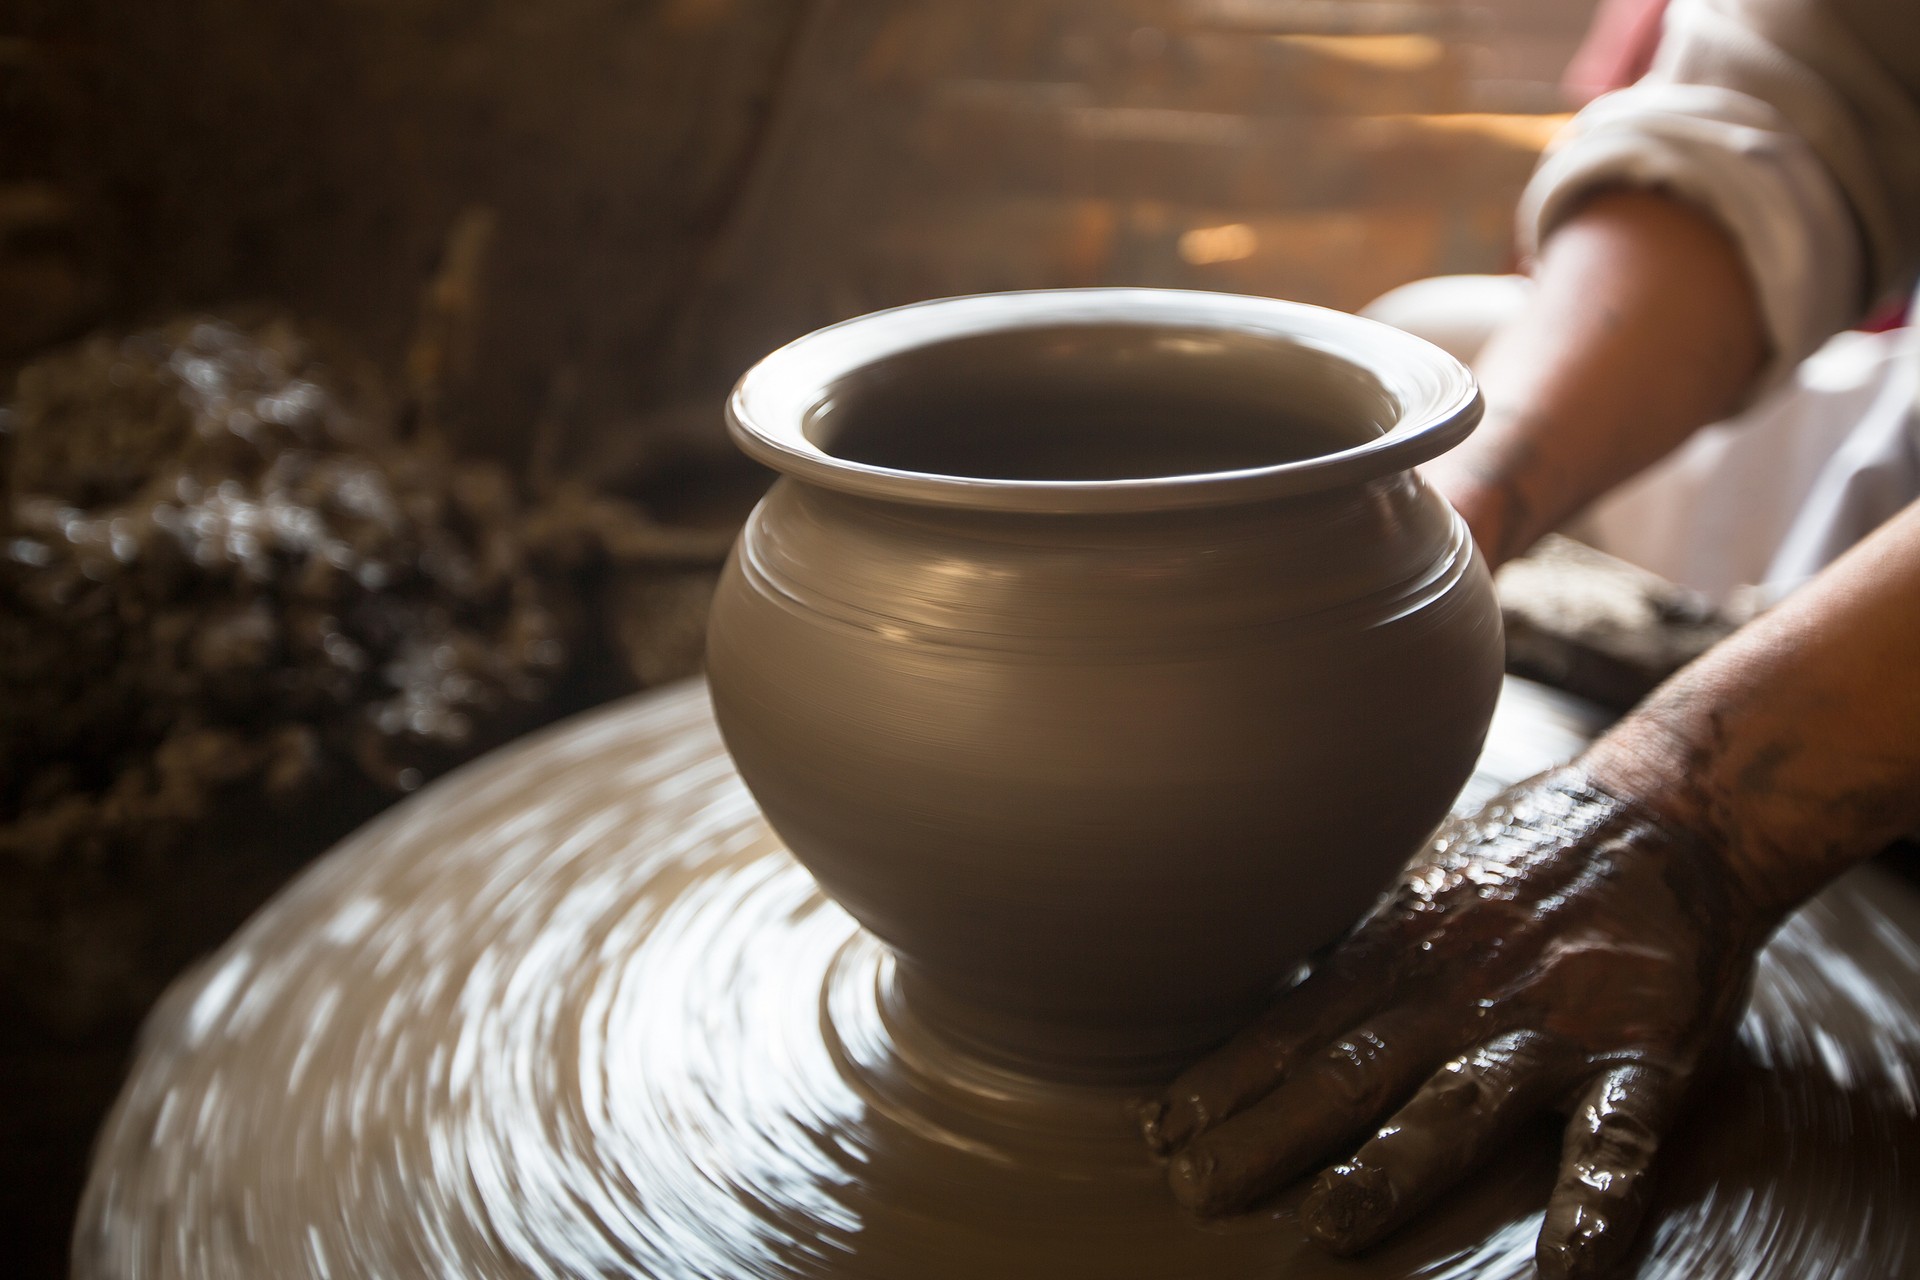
top-left (707, 289), bottom-right (1502, 1081)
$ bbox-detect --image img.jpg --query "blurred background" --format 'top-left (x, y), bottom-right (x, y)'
top-left (3, 0), bottom-right (1604, 1272)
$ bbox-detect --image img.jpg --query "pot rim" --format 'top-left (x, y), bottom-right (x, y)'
top-left (726, 288), bottom-right (1481, 513)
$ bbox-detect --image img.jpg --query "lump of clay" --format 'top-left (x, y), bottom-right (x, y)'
top-left (0, 313), bottom-right (729, 1031)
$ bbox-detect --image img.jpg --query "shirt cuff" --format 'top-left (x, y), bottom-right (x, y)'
top-left (1517, 83), bottom-right (1865, 395)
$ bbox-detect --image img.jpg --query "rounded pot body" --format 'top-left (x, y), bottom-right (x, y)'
top-left (706, 290), bottom-right (1503, 1079)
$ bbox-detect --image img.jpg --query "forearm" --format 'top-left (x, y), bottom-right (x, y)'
top-left (1583, 499), bottom-right (1920, 919)
top-left (1425, 188), bottom-right (1768, 567)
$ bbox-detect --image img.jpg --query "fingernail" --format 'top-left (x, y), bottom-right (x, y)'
top-left (1301, 1161), bottom-right (1396, 1255)
top-left (1536, 1217), bottom-right (1623, 1280)
top-left (1132, 1098), bottom-right (1171, 1151)
top-left (1167, 1147), bottom-right (1218, 1211)
top-left (1150, 1096), bottom-right (1199, 1152)
top-left (1535, 1239), bottom-right (1578, 1280)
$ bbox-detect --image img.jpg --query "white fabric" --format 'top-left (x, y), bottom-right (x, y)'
top-left (1761, 325), bottom-right (1920, 593)
top-left (1360, 275), bottom-right (1530, 367)
top-left (1572, 324), bottom-right (1920, 602)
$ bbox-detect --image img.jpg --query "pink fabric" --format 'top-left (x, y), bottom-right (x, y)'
top-left (1562, 0), bottom-right (1672, 105)
top-left (1859, 297), bottom-right (1909, 333)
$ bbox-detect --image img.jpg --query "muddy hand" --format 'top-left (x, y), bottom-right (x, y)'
top-left (1138, 768), bottom-right (1771, 1279)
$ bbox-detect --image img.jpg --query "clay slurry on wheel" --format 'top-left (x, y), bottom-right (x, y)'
top-left (73, 679), bottom-right (1920, 1279)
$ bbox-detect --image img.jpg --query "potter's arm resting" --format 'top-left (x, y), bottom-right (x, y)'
top-left (1141, 497), bottom-right (1920, 1277)
top-left (1522, 0), bottom-right (1920, 386)
top-left (1432, 0), bottom-right (1920, 570)
top-left (1424, 189), bottom-right (1768, 569)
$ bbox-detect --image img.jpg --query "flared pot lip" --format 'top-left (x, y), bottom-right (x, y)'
top-left (726, 288), bottom-right (1482, 513)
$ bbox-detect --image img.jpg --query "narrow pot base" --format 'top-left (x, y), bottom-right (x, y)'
top-left (75, 681), bottom-right (1920, 1279)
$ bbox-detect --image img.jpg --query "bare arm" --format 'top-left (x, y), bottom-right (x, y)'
top-left (1424, 187), bottom-right (1769, 569)
top-left (1589, 495), bottom-right (1920, 916)
top-left (1143, 186), bottom-right (1920, 1276)
top-left (1433, 178), bottom-right (1920, 906)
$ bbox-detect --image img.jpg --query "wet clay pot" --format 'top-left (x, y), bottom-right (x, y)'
top-left (707, 289), bottom-right (1502, 1080)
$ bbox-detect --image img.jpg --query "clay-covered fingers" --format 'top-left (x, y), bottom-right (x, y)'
top-left (1536, 1061), bottom-right (1686, 1280)
top-left (1300, 1030), bottom-right (1574, 1254)
top-left (1141, 946), bottom-right (1399, 1154)
top-left (1164, 1006), bottom-right (1460, 1215)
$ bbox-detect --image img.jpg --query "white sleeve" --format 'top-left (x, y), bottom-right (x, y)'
top-left (1517, 0), bottom-right (1920, 392)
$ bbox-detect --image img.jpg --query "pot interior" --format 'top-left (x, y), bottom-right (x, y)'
top-left (802, 324), bottom-right (1397, 482)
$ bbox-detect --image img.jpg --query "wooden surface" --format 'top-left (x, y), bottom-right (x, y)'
top-left (1495, 535), bottom-right (1742, 712)
top-left (5, 0), bottom-right (1599, 465)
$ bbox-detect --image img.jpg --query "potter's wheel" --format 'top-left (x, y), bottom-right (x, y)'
top-left (75, 679), bottom-right (1920, 1278)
